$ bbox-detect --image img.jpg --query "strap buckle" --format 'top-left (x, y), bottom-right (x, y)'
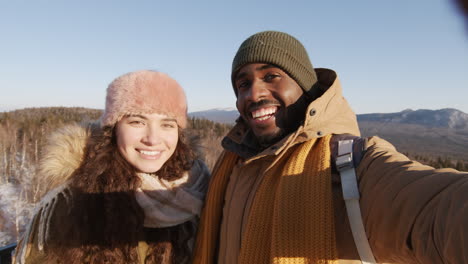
top-left (336, 153), bottom-right (353, 171)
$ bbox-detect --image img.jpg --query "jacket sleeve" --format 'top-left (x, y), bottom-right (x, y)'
top-left (13, 212), bottom-right (49, 264)
top-left (14, 187), bottom-right (71, 264)
top-left (357, 136), bottom-right (468, 264)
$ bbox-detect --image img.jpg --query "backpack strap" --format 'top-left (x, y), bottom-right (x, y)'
top-left (336, 138), bottom-right (376, 264)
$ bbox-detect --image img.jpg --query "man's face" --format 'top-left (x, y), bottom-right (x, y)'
top-left (234, 63), bottom-right (308, 146)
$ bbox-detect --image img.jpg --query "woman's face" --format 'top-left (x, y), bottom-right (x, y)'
top-left (115, 113), bottom-right (179, 174)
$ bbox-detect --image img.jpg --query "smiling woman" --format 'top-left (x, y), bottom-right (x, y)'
top-left (116, 113), bottom-right (180, 174)
top-left (13, 70), bottom-right (211, 264)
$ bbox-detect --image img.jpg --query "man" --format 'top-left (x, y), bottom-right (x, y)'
top-left (193, 31), bottom-right (468, 263)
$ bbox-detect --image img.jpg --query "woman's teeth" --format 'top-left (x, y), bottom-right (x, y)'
top-left (139, 150), bottom-right (161, 155)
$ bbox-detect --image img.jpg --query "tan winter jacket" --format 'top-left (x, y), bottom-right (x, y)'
top-left (212, 69), bottom-right (468, 264)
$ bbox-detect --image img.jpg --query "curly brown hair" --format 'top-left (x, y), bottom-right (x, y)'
top-left (47, 124), bottom-right (197, 263)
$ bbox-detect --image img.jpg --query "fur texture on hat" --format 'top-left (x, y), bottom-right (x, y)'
top-left (100, 70), bottom-right (188, 128)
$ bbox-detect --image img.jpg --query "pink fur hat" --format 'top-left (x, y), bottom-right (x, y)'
top-left (100, 70), bottom-right (188, 128)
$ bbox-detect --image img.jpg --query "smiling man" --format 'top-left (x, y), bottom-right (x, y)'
top-left (234, 63), bottom-right (309, 147)
top-left (193, 31), bottom-right (468, 264)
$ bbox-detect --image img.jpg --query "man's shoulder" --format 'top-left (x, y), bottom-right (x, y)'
top-left (329, 134), bottom-right (368, 172)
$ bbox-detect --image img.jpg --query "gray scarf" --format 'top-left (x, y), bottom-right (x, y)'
top-left (135, 160), bottom-right (210, 228)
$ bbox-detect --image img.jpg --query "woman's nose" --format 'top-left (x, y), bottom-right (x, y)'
top-left (142, 127), bottom-right (161, 145)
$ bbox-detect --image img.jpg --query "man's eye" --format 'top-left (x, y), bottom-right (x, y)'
top-left (237, 80), bottom-right (249, 89)
top-left (264, 74), bottom-right (279, 82)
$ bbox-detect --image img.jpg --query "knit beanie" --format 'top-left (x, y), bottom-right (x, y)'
top-left (231, 31), bottom-right (317, 95)
top-left (100, 70), bottom-right (188, 128)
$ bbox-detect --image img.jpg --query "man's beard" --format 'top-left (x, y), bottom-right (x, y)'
top-left (246, 94), bottom-right (309, 149)
top-left (256, 128), bottom-right (287, 148)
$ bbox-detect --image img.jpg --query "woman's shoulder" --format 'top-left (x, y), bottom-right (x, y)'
top-left (183, 159), bottom-right (211, 201)
top-left (189, 159), bottom-right (210, 183)
top-left (191, 159), bottom-right (210, 176)
top-left (14, 184), bottom-right (74, 264)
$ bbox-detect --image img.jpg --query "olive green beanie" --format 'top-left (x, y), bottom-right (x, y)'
top-left (231, 31), bottom-right (317, 95)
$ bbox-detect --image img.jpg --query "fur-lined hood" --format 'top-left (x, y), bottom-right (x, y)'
top-left (36, 122), bottom-right (204, 198)
top-left (35, 123), bottom-right (90, 198)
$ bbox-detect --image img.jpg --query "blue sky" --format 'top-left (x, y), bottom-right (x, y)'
top-left (1, 0), bottom-right (467, 114)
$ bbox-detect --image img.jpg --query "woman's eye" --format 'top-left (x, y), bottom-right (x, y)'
top-left (162, 123), bottom-right (176, 129)
top-left (129, 120), bottom-right (144, 126)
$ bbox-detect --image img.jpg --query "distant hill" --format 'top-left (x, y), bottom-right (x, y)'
top-left (189, 108), bottom-right (468, 162)
top-left (358, 108), bottom-right (468, 162)
top-left (189, 108), bottom-right (239, 124)
top-left (0, 107), bottom-right (103, 124)
top-left (3, 106), bottom-right (467, 163)
top-left (189, 108), bottom-right (468, 128)
top-left (357, 108), bottom-right (468, 130)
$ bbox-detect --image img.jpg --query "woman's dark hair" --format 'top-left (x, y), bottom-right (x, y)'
top-left (49, 123), bottom-right (196, 263)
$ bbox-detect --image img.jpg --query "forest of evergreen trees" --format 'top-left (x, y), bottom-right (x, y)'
top-left (0, 107), bottom-right (232, 196)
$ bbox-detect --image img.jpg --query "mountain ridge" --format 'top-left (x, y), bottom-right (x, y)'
top-left (357, 108), bottom-right (468, 130)
top-left (189, 108), bottom-right (468, 129)
top-left (188, 107), bottom-right (468, 162)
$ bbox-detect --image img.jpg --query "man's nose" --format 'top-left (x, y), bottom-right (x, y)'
top-left (246, 80), bottom-right (268, 102)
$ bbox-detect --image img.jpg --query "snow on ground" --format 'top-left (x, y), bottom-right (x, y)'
top-left (0, 182), bottom-right (35, 246)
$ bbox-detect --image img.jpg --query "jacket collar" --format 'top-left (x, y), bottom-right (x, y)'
top-left (222, 68), bottom-right (360, 160)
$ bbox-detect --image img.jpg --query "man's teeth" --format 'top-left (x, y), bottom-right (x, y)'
top-left (256, 116), bottom-right (270, 121)
top-left (252, 107), bottom-right (276, 119)
top-left (139, 150), bottom-right (161, 155)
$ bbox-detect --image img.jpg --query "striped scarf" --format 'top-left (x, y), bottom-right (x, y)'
top-left (193, 135), bottom-right (337, 263)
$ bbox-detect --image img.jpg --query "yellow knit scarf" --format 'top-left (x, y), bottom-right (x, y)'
top-left (193, 135), bottom-right (337, 264)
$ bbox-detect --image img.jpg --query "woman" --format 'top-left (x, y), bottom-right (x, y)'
top-left (14, 70), bottom-right (210, 264)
